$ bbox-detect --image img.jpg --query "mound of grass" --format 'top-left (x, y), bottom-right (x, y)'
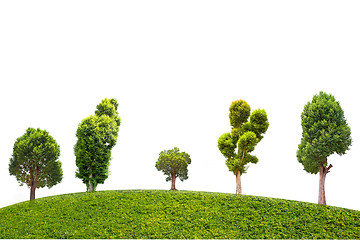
top-left (0, 190), bottom-right (359, 239)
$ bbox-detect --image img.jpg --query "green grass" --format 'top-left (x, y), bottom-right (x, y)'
top-left (0, 190), bottom-right (359, 239)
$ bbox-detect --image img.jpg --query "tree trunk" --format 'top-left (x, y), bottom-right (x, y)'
top-left (318, 165), bottom-right (328, 205)
top-left (29, 161), bottom-right (37, 200)
top-left (30, 184), bottom-right (36, 200)
top-left (236, 171), bottom-right (242, 194)
top-left (88, 173), bottom-right (94, 192)
top-left (29, 179), bottom-right (38, 200)
top-left (170, 174), bottom-right (177, 190)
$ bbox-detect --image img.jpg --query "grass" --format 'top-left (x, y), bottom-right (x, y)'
top-left (0, 190), bottom-right (359, 239)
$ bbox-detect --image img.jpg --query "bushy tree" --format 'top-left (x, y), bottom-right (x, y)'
top-left (218, 100), bottom-right (269, 194)
top-left (155, 147), bottom-right (191, 190)
top-left (297, 92), bottom-right (351, 205)
top-left (74, 98), bottom-right (121, 192)
top-left (9, 128), bottom-right (62, 200)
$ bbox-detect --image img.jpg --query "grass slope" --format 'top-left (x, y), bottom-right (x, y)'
top-left (0, 190), bottom-right (359, 239)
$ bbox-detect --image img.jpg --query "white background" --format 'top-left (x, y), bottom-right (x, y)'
top-left (1, 1), bottom-right (359, 211)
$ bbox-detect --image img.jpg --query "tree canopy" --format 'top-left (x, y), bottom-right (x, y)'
top-left (297, 91), bottom-right (351, 205)
top-left (9, 128), bottom-right (62, 200)
top-left (74, 98), bottom-right (121, 192)
top-left (218, 100), bottom-right (269, 194)
top-left (155, 147), bottom-right (191, 190)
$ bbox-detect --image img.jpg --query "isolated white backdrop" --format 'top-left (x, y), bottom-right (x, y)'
top-left (1, 1), bottom-right (359, 211)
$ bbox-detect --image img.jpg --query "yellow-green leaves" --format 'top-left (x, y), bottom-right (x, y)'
top-left (229, 100), bottom-right (250, 128)
top-left (1, 190), bottom-right (359, 239)
top-left (249, 109), bottom-right (269, 141)
top-left (218, 99), bottom-right (269, 176)
top-left (95, 98), bottom-right (121, 127)
top-left (238, 131), bottom-right (258, 153)
top-left (217, 133), bottom-right (236, 159)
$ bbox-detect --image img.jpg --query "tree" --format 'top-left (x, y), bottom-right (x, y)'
top-left (297, 91), bottom-right (351, 205)
top-left (155, 147), bottom-right (191, 190)
top-left (218, 100), bottom-right (269, 194)
top-left (74, 98), bottom-right (121, 192)
top-left (9, 128), bottom-right (62, 200)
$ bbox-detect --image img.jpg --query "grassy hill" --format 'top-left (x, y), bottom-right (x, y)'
top-left (0, 190), bottom-right (359, 239)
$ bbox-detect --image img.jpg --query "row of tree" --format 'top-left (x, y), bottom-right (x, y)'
top-left (155, 91), bottom-right (352, 206)
top-left (9, 98), bottom-right (121, 200)
top-left (8, 92), bottom-right (352, 206)
top-left (216, 91), bottom-right (351, 205)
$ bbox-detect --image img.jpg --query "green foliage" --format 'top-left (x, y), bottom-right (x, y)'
top-left (8, 128), bottom-right (62, 192)
top-left (0, 190), bottom-right (359, 239)
top-left (217, 133), bottom-right (236, 158)
top-left (238, 131), bottom-right (258, 152)
top-left (248, 109), bottom-right (270, 141)
top-left (218, 100), bottom-right (269, 175)
top-left (229, 100), bottom-right (250, 128)
top-left (95, 98), bottom-right (121, 126)
top-left (297, 92), bottom-right (352, 174)
top-left (155, 147), bottom-right (191, 183)
top-left (74, 98), bottom-right (120, 191)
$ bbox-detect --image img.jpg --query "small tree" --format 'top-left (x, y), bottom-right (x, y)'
top-left (9, 128), bottom-right (62, 200)
top-left (297, 91), bottom-right (351, 205)
top-left (155, 147), bottom-right (191, 190)
top-left (74, 98), bottom-right (121, 192)
top-left (218, 100), bottom-right (269, 194)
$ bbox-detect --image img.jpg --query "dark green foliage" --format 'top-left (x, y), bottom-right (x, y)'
top-left (0, 190), bottom-right (359, 239)
top-left (74, 98), bottom-right (120, 191)
top-left (218, 100), bottom-right (269, 175)
top-left (9, 128), bottom-right (62, 199)
top-left (155, 147), bottom-right (191, 190)
top-left (297, 92), bottom-right (352, 174)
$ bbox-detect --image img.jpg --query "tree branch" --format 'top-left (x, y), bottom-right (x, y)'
top-left (327, 164), bottom-right (333, 173)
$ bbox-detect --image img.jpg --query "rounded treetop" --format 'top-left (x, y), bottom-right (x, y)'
top-left (229, 100), bottom-right (251, 128)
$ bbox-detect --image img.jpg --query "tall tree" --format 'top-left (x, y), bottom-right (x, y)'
top-left (155, 147), bottom-right (191, 190)
top-left (297, 92), bottom-right (351, 205)
top-left (9, 128), bottom-right (62, 200)
top-left (74, 98), bottom-right (121, 192)
top-left (218, 100), bottom-right (269, 194)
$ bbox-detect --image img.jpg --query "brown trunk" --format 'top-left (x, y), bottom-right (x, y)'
top-left (29, 161), bottom-right (37, 200)
top-left (236, 171), bottom-right (242, 194)
top-left (88, 172), bottom-right (94, 192)
top-left (29, 179), bottom-right (38, 200)
top-left (318, 162), bottom-right (332, 205)
top-left (30, 184), bottom-right (36, 200)
top-left (318, 165), bottom-right (327, 205)
top-left (170, 173), bottom-right (177, 190)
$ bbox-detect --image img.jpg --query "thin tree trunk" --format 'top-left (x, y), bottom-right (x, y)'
top-left (29, 161), bottom-right (37, 200)
top-left (88, 163), bottom-right (96, 192)
top-left (318, 160), bottom-right (333, 205)
top-left (88, 173), bottom-right (94, 192)
top-left (318, 165), bottom-right (327, 205)
top-left (30, 183), bottom-right (36, 200)
top-left (236, 171), bottom-right (242, 194)
top-left (170, 174), bottom-right (176, 190)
